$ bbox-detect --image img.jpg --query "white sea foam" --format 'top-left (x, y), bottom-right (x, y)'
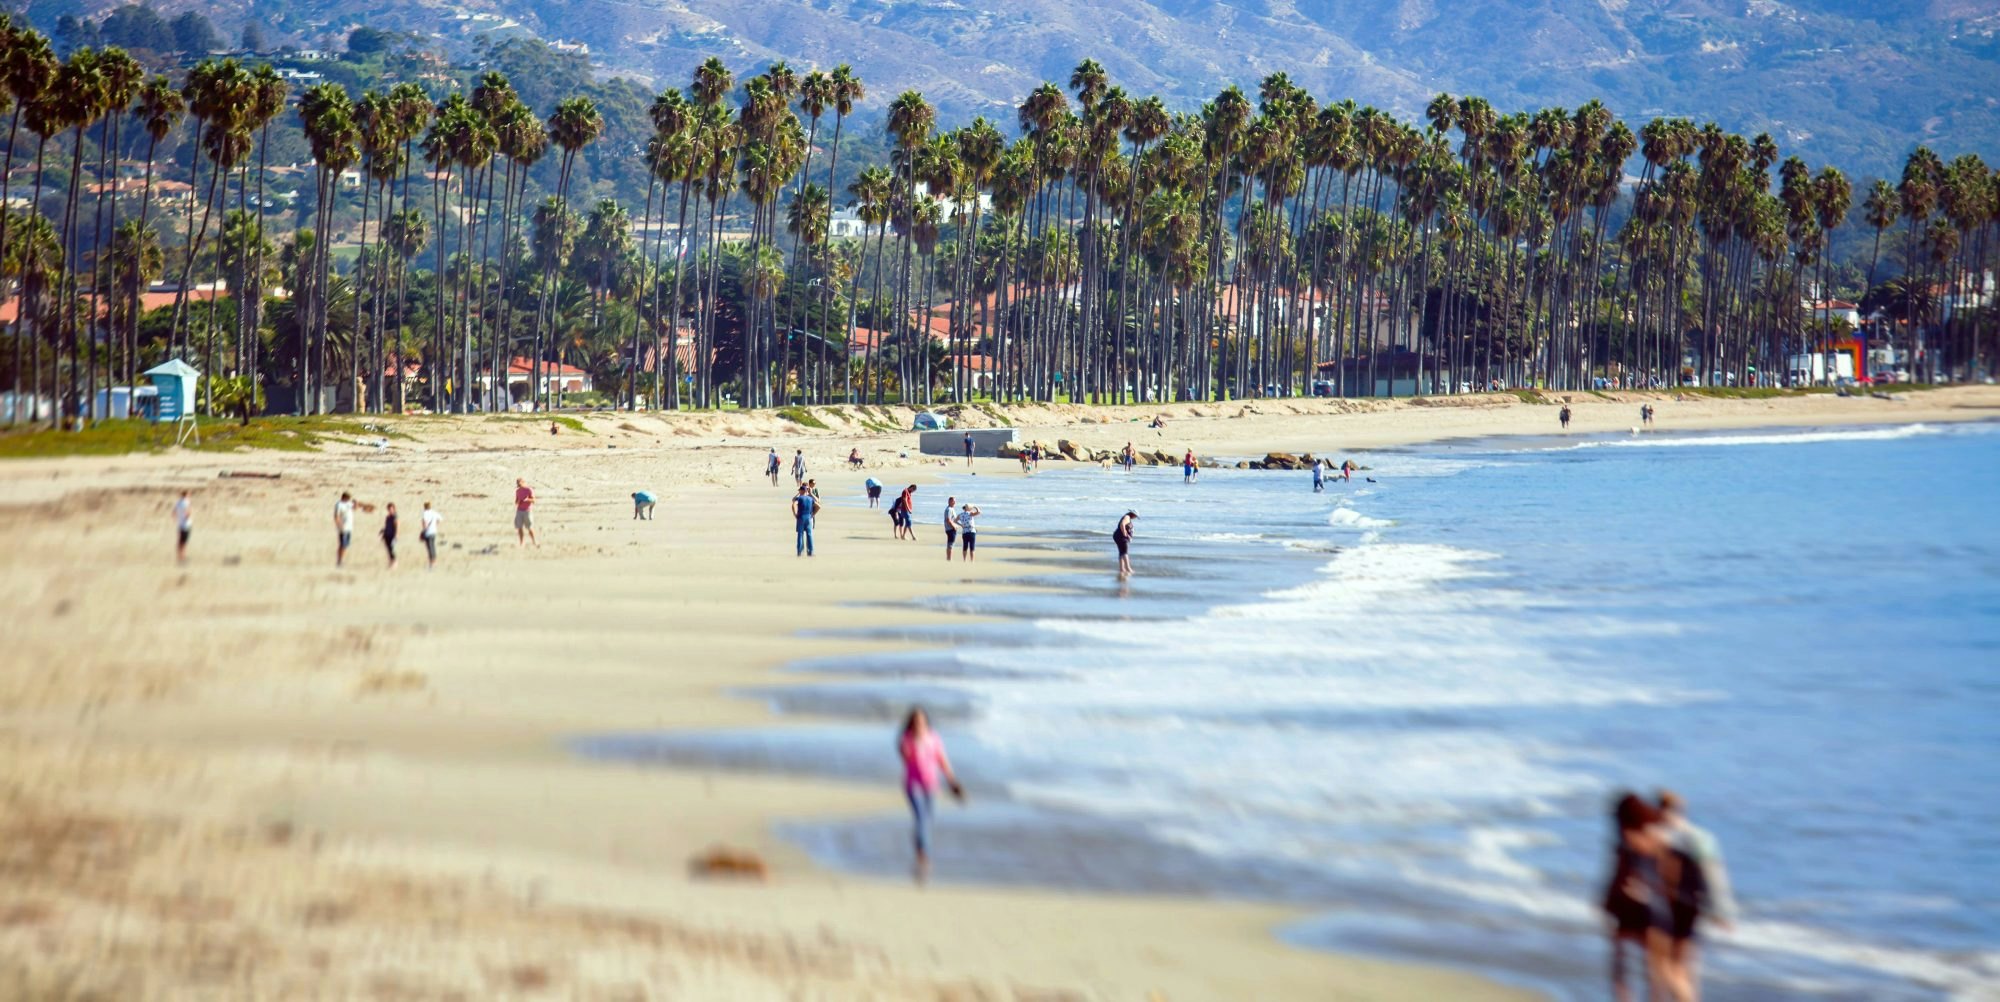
top-left (1196, 531), bottom-right (1277, 544)
top-left (1560, 423), bottom-right (1939, 451)
top-left (1327, 506), bottom-right (1393, 528)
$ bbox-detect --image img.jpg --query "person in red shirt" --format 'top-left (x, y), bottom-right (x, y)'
top-left (513, 478), bottom-right (539, 547)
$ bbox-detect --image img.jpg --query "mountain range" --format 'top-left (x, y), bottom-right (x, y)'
top-left (36, 0), bottom-right (2000, 177)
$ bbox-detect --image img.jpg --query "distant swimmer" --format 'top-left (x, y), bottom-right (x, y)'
top-left (1312, 458), bottom-right (1326, 493)
top-left (1182, 450), bottom-right (1198, 483)
top-left (1113, 510), bottom-right (1137, 577)
top-left (1341, 459), bottom-right (1355, 482)
top-left (898, 706), bottom-right (963, 884)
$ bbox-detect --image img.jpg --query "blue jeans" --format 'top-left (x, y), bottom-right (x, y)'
top-left (906, 784), bottom-right (934, 855)
top-left (795, 518), bottom-right (814, 555)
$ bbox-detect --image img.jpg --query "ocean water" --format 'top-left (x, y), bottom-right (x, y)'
top-left (580, 420), bottom-right (2000, 1001)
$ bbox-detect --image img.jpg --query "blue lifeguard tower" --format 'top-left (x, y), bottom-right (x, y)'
top-left (142, 358), bottom-right (201, 446)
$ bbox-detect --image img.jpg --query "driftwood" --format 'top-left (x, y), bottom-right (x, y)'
top-left (219, 471), bottom-right (282, 479)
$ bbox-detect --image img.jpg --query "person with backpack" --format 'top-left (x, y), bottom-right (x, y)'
top-left (889, 485), bottom-right (918, 540)
top-left (791, 483), bottom-right (818, 557)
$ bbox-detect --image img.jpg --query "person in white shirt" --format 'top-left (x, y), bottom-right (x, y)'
top-left (173, 490), bottom-right (192, 564)
top-left (943, 497), bottom-right (959, 561)
top-left (419, 501), bottom-right (443, 569)
top-left (333, 491), bottom-right (370, 567)
top-left (956, 504), bottom-right (979, 561)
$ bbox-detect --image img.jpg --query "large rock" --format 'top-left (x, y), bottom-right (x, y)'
top-left (1056, 439), bottom-right (1083, 460)
top-left (1262, 452), bottom-right (1302, 470)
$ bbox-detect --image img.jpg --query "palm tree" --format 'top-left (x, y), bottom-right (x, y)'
top-left (849, 164), bottom-right (893, 403)
top-left (1861, 178), bottom-right (1898, 297)
top-left (243, 64), bottom-right (287, 389)
top-left (3, 210), bottom-right (60, 423)
top-left (127, 74), bottom-right (183, 380)
top-left (1898, 148), bottom-right (1943, 379)
top-left (886, 90), bottom-right (935, 402)
top-left (1, 21), bottom-right (56, 420)
top-left (297, 81), bottom-right (359, 413)
top-left (105, 218), bottom-right (162, 372)
top-left (535, 96), bottom-right (603, 410)
top-left (381, 207), bottom-right (427, 412)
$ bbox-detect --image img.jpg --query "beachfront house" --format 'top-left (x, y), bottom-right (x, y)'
top-left (476, 357), bottom-right (594, 409)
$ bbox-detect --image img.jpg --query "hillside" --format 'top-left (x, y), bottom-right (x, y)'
top-left (26, 0), bottom-right (2000, 177)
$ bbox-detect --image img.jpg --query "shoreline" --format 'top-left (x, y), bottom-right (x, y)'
top-left (2, 386), bottom-right (1995, 999)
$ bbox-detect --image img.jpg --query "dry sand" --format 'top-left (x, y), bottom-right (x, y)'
top-left (1, 386), bottom-right (1994, 1001)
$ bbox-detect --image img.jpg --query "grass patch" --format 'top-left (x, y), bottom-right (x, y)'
top-left (0, 415), bottom-right (390, 458)
top-left (974, 403), bottom-right (1013, 427)
top-left (1509, 389), bottom-right (1551, 404)
top-left (775, 406), bottom-right (830, 430)
top-left (485, 413), bottom-right (589, 434)
top-left (1674, 386), bottom-right (1798, 399)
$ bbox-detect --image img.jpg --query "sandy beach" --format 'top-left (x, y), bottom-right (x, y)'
top-left (2, 385), bottom-right (1995, 1001)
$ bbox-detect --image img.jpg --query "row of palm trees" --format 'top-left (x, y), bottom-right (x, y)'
top-left (4, 16), bottom-right (1996, 426)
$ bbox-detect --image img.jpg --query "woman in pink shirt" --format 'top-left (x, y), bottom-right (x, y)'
top-left (898, 706), bottom-right (962, 882)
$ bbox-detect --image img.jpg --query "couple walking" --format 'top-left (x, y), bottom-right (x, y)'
top-left (942, 497), bottom-right (978, 561)
top-left (1604, 790), bottom-right (1737, 1002)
